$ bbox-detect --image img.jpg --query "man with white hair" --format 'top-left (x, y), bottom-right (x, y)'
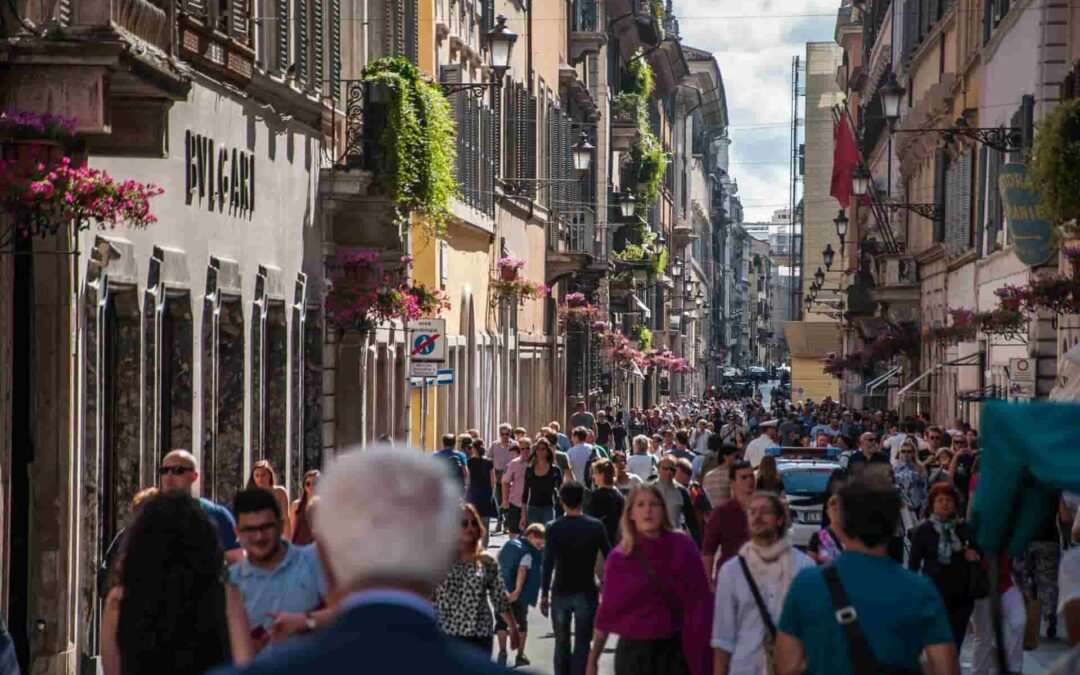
top-left (210, 447), bottom-right (514, 675)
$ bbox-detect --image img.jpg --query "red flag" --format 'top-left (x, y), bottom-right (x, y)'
top-left (830, 116), bottom-right (859, 209)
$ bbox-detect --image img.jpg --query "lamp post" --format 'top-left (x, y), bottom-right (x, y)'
top-left (834, 209), bottom-right (850, 255)
top-left (571, 132), bottom-right (595, 173)
top-left (823, 243), bottom-right (835, 271)
top-left (618, 188), bottom-right (637, 219)
top-left (486, 16), bottom-right (518, 77)
top-left (814, 267), bottom-right (825, 287)
top-left (670, 256), bottom-right (684, 278)
top-left (879, 72), bottom-right (905, 126)
top-left (851, 167), bottom-right (871, 198)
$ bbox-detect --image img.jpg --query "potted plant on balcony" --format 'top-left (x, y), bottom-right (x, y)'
top-left (975, 308), bottom-right (1028, 339)
top-left (558, 292), bottom-right (603, 324)
top-left (994, 285), bottom-right (1027, 312)
top-left (1, 109), bottom-right (76, 171)
top-left (1028, 98), bottom-right (1080, 238)
top-left (1022, 274), bottom-right (1080, 315)
top-left (497, 255), bottom-right (525, 282)
top-left (630, 324), bottom-right (651, 350)
top-left (326, 251), bottom-right (450, 333)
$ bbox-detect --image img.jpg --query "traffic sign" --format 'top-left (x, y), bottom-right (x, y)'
top-left (409, 361), bottom-right (439, 377)
top-left (409, 318), bottom-right (446, 362)
top-left (436, 368), bottom-right (454, 385)
top-left (1009, 357), bottom-right (1034, 382)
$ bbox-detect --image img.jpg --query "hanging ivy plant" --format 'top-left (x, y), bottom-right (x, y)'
top-left (361, 57), bottom-right (457, 238)
top-left (631, 130), bottom-right (666, 206)
top-left (648, 245), bottom-right (669, 278)
top-left (1029, 98), bottom-right (1080, 237)
top-left (623, 49), bottom-right (655, 99)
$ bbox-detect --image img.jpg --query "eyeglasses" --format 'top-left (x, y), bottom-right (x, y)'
top-left (304, 481), bottom-right (316, 488)
top-left (460, 518), bottom-right (480, 530)
top-left (660, 466), bottom-right (676, 472)
top-left (159, 466), bottom-right (193, 476)
top-left (238, 522), bottom-right (279, 536)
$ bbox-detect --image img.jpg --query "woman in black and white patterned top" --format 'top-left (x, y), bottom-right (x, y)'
top-left (434, 503), bottom-right (521, 658)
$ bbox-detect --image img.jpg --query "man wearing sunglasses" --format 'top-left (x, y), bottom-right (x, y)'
top-left (159, 448), bottom-right (243, 562)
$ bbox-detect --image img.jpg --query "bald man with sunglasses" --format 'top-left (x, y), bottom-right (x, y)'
top-left (160, 448), bottom-right (243, 563)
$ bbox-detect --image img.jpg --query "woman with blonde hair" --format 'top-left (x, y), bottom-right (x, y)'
top-left (433, 503), bottom-right (521, 660)
top-left (246, 460), bottom-right (291, 538)
top-left (586, 485), bottom-right (713, 675)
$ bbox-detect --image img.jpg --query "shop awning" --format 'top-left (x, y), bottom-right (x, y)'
top-left (629, 293), bottom-right (652, 319)
top-left (866, 365), bottom-right (902, 394)
top-left (897, 352), bottom-right (982, 398)
top-left (783, 320), bottom-right (841, 358)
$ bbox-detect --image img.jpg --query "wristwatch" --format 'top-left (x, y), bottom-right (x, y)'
top-left (304, 612), bottom-right (317, 632)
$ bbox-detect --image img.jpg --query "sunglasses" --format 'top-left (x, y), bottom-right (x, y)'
top-left (159, 466), bottom-right (193, 476)
top-left (238, 522), bottom-right (279, 536)
top-left (304, 481), bottom-right (316, 488)
top-left (460, 518), bottom-right (480, 530)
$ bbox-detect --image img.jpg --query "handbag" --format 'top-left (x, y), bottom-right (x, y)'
top-left (737, 556), bottom-right (777, 675)
top-left (632, 548), bottom-right (680, 626)
top-left (967, 561), bottom-right (991, 599)
top-left (822, 564), bottom-right (921, 675)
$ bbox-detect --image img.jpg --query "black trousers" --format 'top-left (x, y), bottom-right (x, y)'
top-left (613, 635), bottom-right (689, 675)
top-left (454, 634), bottom-right (493, 657)
top-left (945, 597), bottom-right (975, 649)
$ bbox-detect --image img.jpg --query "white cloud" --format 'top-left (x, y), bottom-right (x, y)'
top-left (672, 0), bottom-right (839, 221)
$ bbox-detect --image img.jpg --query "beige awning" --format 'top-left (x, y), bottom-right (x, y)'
top-left (783, 321), bottom-right (841, 358)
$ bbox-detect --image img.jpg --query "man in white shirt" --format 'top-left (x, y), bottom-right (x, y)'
top-left (743, 420), bottom-right (780, 469)
top-left (626, 434), bottom-right (657, 480)
top-left (712, 492), bottom-right (814, 674)
top-left (886, 420), bottom-right (918, 466)
top-left (566, 427), bottom-right (595, 486)
top-left (691, 420), bottom-right (713, 455)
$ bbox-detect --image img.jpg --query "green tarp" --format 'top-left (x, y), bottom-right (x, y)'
top-left (970, 400), bottom-right (1080, 555)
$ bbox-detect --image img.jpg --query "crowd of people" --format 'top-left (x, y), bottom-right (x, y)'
top-left (71, 390), bottom-right (1080, 675)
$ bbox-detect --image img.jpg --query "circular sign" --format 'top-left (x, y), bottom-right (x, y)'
top-left (1015, 359), bottom-right (1030, 373)
top-left (413, 334), bottom-right (437, 356)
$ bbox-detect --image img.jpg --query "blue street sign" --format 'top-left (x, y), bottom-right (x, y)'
top-left (437, 369), bottom-right (454, 385)
top-left (409, 369), bottom-right (454, 388)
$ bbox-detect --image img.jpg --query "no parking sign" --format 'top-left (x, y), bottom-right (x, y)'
top-left (409, 318), bottom-right (447, 362)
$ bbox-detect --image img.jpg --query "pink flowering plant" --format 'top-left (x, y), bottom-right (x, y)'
top-left (326, 251), bottom-right (450, 332)
top-left (558, 299), bottom-right (604, 324)
top-left (496, 256), bottom-right (526, 271)
top-left (1, 156), bottom-right (163, 236)
top-left (1, 109), bottom-right (77, 141)
top-left (590, 320), bottom-right (611, 333)
top-left (491, 278), bottom-right (549, 306)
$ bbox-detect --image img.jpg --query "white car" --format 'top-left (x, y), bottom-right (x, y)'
top-left (777, 459), bottom-right (841, 548)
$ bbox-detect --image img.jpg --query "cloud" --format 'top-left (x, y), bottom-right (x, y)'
top-left (672, 0), bottom-right (839, 222)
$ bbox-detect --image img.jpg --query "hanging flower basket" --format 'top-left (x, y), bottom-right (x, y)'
top-left (491, 277), bottom-right (549, 306)
top-left (975, 309), bottom-right (1029, 338)
top-left (497, 255), bottom-right (525, 281)
top-left (1021, 274), bottom-right (1080, 315)
top-left (994, 285), bottom-right (1027, 312)
top-left (326, 251), bottom-right (450, 332)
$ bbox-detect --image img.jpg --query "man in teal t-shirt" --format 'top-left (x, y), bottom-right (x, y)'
top-left (776, 480), bottom-right (959, 675)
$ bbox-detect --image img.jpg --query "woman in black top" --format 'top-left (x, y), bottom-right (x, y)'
top-left (587, 458), bottom-right (625, 545)
top-left (908, 481), bottom-right (981, 647)
top-left (520, 438), bottom-right (562, 529)
top-left (466, 440), bottom-right (498, 547)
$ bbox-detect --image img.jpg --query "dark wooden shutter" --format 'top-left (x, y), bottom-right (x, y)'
top-left (525, 94), bottom-right (537, 199)
top-left (277, 0), bottom-right (290, 72)
top-left (296, 0), bottom-right (309, 84)
top-left (933, 149), bottom-right (947, 244)
top-left (959, 149), bottom-right (972, 251)
top-left (312, 0), bottom-right (324, 91)
top-left (919, 0), bottom-right (931, 39)
top-left (481, 105), bottom-right (495, 216)
top-left (230, 0), bottom-right (251, 44)
top-left (406, 0), bottom-right (419, 64)
top-left (986, 149), bottom-right (1003, 251)
top-left (976, 145), bottom-right (988, 257)
top-left (329, 0), bottom-right (341, 98)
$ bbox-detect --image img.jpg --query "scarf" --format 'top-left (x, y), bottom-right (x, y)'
top-left (930, 513), bottom-right (964, 565)
top-left (738, 536), bottom-right (796, 599)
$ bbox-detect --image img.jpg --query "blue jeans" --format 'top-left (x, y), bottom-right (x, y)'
top-left (551, 591), bottom-right (597, 675)
top-left (526, 505), bottom-right (554, 526)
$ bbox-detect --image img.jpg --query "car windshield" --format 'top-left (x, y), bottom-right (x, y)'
top-left (780, 468), bottom-right (835, 495)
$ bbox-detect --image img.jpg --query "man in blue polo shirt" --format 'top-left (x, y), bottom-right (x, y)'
top-left (775, 479), bottom-right (959, 675)
top-left (229, 489), bottom-right (331, 656)
top-left (433, 433), bottom-right (468, 488)
top-left (160, 449), bottom-right (243, 563)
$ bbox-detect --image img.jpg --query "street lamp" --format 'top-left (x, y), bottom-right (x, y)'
top-left (670, 256), bottom-right (684, 278)
top-left (486, 15), bottom-right (518, 78)
top-left (851, 166), bottom-right (872, 197)
top-left (814, 267), bottom-right (825, 287)
top-left (833, 209), bottom-right (849, 240)
top-left (618, 189), bottom-right (637, 219)
top-left (822, 243), bottom-right (835, 271)
top-left (879, 72), bottom-right (905, 125)
top-left (571, 132), bottom-right (595, 172)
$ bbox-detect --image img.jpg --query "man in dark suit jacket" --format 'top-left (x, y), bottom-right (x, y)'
top-left (210, 448), bottom-right (512, 675)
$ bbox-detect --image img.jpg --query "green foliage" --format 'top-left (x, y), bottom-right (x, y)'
top-left (613, 92), bottom-right (647, 126)
top-left (623, 50), bottom-right (655, 99)
top-left (631, 130), bottom-right (667, 205)
top-left (361, 57), bottom-right (457, 238)
top-left (632, 325), bottom-right (652, 350)
top-left (613, 243), bottom-right (648, 262)
top-left (649, 245), bottom-right (668, 278)
top-left (1029, 99), bottom-right (1080, 237)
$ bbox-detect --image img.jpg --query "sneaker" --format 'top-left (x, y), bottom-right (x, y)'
top-left (515, 654), bottom-right (530, 667)
top-left (496, 651), bottom-right (507, 666)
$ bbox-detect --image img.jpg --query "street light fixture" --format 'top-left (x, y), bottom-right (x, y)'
top-left (814, 267), bottom-right (825, 287)
top-left (834, 209), bottom-right (849, 241)
top-left (618, 189), bottom-right (637, 219)
top-left (670, 256), bottom-right (684, 278)
top-left (571, 132), bottom-right (595, 172)
top-left (822, 243), bottom-right (835, 271)
top-left (486, 16), bottom-right (518, 78)
top-left (879, 72), bottom-right (905, 125)
top-left (851, 167), bottom-right (872, 197)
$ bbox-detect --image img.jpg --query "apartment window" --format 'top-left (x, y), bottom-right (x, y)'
top-left (943, 149), bottom-right (973, 257)
top-left (504, 83), bottom-right (537, 199)
top-left (181, 0), bottom-right (252, 44)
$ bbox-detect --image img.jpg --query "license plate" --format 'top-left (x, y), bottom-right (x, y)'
top-left (801, 510), bottom-right (821, 523)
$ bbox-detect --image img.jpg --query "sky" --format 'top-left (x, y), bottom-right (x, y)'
top-left (671, 0), bottom-right (841, 223)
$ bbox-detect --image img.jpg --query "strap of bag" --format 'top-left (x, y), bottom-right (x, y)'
top-left (822, 564), bottom-right (881, 674)
top-left (632, 548), bottom-right (680, 624)
top-left (737, 555), bottom-right (777, 638)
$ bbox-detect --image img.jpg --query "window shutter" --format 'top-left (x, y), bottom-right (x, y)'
top-left (933, 149), bottom-right (947, 244)
top-left (296, 0), bottom-right (309, 84)
top-left (919, 0), bottom-right (931, 39)
top-left (231, 0), bottom-right (251, 45)
top-left (55, 0), bottom-right (73, 25)
top-left (958, 149), bottom-right (973, 251)
top-left (312, 0), bottom-right (324, 92)
top-left (329, 0), bottom-right (341, 98)
top-left (441, 66), bottom-right (465, 200)
top-left (481, 105), bottom-right (495, 216)
top-left (986, 149), bottom-right (1003, 251)
top-left (277, 0), bottom-right (290, 72)
top-left (976, 145), bottom-right (988, 257)
top-left (526, 95), bottom-right (538, 199)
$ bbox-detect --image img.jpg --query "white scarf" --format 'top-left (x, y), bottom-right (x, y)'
top-left (739, 536), bottom-right (796, 599)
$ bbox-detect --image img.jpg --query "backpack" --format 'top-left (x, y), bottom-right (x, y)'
top-left (434, 450), bottom-right (465, 482)
top-left (497, 539), bottom-right (527, 592)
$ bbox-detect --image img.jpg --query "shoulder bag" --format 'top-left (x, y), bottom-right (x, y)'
top-left (737, 556), bottom-right (777, 675)
top-left (822, 564), bottom-right (921, 675)
top-left (631, 548), bottom-right (680, 626)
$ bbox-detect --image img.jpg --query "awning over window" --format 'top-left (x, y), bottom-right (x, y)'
top-left (629, 293), bottom-right (651, 319)
top-left (897, 352), bottom-right (982, 398)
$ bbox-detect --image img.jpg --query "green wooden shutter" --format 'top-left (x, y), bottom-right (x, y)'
top-left (526, 94), bottom-right (538, 199)
top-left (297, 0), bottom-right (309, 84)
top-left (329, 0), bottom-right (341, 98)
top-left (312, 0), bottom-right (325, 92)
top-left (277, 0), bottom-right (290, 72)
top-left (933, 149), bottom-right (947, 244)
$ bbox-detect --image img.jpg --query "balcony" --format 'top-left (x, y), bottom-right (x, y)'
top-left (569, 1), bottom-right (606, 65)
top-left (546, 209), bottom-right (610, 287)
top-left (870, 253), bottom-right (920, 323)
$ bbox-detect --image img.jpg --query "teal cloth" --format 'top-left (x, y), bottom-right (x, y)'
top-left (971, 400), bottom-right (1080, 556)
top-left (778, 551), bottom-right (954, 674)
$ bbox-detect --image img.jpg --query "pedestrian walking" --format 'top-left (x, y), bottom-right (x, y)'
top-left (701, 443), bottom-right (741, 505)
top-left (612, 451), bottom-right (644, 494)
top-left (627, 434), bottom-right (657, 481)
top-left (541, 482), bottom-right (612, 675)
top-left (755, 455), bottom-right (783, 494)
top-left (159, 449), bottom-right (243, 563)
top-left (712, 491), bottom-right (814, 674)
top-left (775, 479), bottom-right (959, 675)
top-left (807, 492), bottom-right (844, 565)
top-left (587, 484), bottom-right (713, 675)
top-left (908, 481), bottom-right (984, 648)
top-left (521, 439), bottom-right (564, 528)
top-left (288, 469), bottom-right (320, 546)
top-left (568, 427), bottom-right (596, 487)
top-left (100, 491), bottom-right (253, 675)
top-left (495, 524), bottom-right (546, 667)
top-left (895, 437), bottom-right (928, 532)
top-left (434, 503), bottom-right (521, 659)
top-left (702, 460), bottom-right (755, 584)
top-left (587, 458), bottom-right (626, 546)
top-left (491, 424), bottom-right (518, 533)
top-left (209, 447), bottom-right (514, 675)
top-left (570, 402), bottom-right (598, 437)
top-left (744, 420), bottom-right (780, 469)
top-left (674, 458), bottom-right (713, 541)
top-left (435, 433), bottom-right (469, 489)
top-left (467, 439), bottom-right (499, 547)
top-left (229, 489), bottom-right (330, 654)
top-left (654, 455), bottom-right (701, 545)
top-left (501, 440), bottom-right (531, 538)
top-left (247, 460), bottom-right (292, 538)
top-left (100, 487), bottom-right (159, 594)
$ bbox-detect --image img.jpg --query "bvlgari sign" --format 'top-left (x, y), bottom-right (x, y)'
top-left (997, 163), bottom-right (1054, 267)
top-left (185, 130), bottom-right (255, 215)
